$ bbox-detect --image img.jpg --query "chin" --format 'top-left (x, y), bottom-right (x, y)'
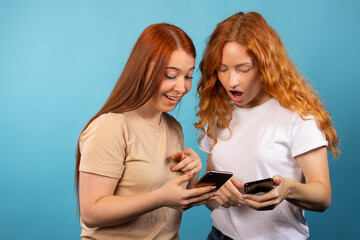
top-left (160, 106), bottom-right (176, 113)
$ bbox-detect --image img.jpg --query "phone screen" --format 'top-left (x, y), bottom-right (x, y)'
top-left (194, 170), bottom-right (233, 189)
top-left (244, 178), bottom-right (274, 194)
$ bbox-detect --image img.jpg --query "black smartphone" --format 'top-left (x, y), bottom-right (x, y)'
top-left (244, 178), bottom-right (274, 194)
top-left (194, 170), bottom-right (233, 189)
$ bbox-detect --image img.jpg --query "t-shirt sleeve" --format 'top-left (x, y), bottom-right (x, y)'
top-left (290, 115), bottom-right (328, 158)
top-left (79, 114), bottom-right (126, 179)
top-left (199, 134), bottom-right (212, 154)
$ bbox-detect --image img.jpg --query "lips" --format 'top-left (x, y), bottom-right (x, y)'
top-left (164, 94), bottom-right (181, 104)
top-left (229, 90), bottom-right (243, 102)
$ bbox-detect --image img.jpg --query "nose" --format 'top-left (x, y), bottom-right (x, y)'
top-left (174, 77), bottom-right (187, 94)
top-left (228, 70), bottom-right (239, 89)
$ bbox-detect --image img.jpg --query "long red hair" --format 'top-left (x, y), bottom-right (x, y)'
top-left (195, 12), bottom-right (340, 158)
top-left (75, 23), bottom-right (195, 196)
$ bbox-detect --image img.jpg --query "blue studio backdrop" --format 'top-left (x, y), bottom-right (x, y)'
top-left (1, 0), bottom-right (359, 239)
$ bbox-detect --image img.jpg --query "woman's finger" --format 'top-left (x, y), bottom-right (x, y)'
top-left (224, 179), bottom-right (244, 200)
top-left (185, 191), bottom-right (217, 205)
top-left (243, 186), bottom-right (280, 203)
top-left (231, 177), bottom-right (244, 189)
top-left (244, 197), bottom-right (280, 211)
top-left (218, 187), bottom-right (239, 206)
top-left (179, 160), bottom-right (198, 172)
top-left (171, 157), bottom-right (193, 171)
top-left (169, 152), bottom-right (184, 161)
top-left (216, 195), bottom-right (230, 208)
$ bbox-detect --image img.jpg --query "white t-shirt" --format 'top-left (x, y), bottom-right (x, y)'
top-left (200, 98), bottom-right (328, 240)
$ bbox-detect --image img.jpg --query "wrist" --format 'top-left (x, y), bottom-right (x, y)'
top-left (285, 177), bottom-right (297, 200)
top-left (151, 187), bottom-right (167, 209)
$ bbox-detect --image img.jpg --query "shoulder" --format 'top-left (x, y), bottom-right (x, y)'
top-left (89, 112), bottom-right (126, 131)
top-left (80, 113), bottom-right (127, 143)
top-left (96, 112), bottom-right (126, 123)
top-left (271, 100), bottom-right (317, 126)
top-left (271, 99), bottom-right (297, 117)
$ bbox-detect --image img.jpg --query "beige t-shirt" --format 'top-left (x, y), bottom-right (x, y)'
top-left (79, 111), bottom-right (184, 240)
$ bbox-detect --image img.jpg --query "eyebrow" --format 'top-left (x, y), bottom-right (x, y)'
top-left (219, 63), bottom-right (252, 67)
top-left (166, 66), bottom-right (195, 71)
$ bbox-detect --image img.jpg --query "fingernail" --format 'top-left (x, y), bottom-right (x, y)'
top-left (213, 192), bottom-right (219, 196)
top-left (211, 186), bottom-right (217, 190)
top-left (210, 197), bottom-right (217, 201)
top-left (238, 203), bottom-right (242, 207)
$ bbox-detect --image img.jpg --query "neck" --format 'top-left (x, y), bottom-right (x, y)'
top-left (134, 103), bottom-right (162, 125)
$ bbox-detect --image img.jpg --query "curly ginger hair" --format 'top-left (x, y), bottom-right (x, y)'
top-left (195, 12), bottom-right (340, 158)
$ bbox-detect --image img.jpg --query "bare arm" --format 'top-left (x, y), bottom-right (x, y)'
top-left (244, 146), bottom-right (331, 212)
top-left (79, 171), bottom-right (216, 228)
top-left (286, 146), bottom-right (331, 211)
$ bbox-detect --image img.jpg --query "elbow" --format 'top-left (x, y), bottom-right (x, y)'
top-left (81, 208), bottom-right (102, 228)
top-left (82, 213), bottom-right (99, 228)
top-left (317, 204), bottom-right (330, 212)
top-left (319, 198), bottom-right (331, 212)
top-left (317, 192), bottom-right (332, 212)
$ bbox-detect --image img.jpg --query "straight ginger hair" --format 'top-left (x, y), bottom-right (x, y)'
top-left (195, 12), bottom-right (340, 158)
top-left (75, 23), bottom-right (196, 196)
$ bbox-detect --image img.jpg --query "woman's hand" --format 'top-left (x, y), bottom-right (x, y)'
top-left (170, 148), bottom-right (202, 174)
top-left (215, 176), bottom-right (244, 208)
top-left (242, 175), bottom-right (290, 211)
top-left (158, 171), bottom-right (218, 211)
top-left (243, 147), bottom-right (332, 212)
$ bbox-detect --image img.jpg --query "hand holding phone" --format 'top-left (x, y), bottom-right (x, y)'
top-left (244, 178), bottom-right (274, 194)
top-left (194, 170), bottom-right (233, 189)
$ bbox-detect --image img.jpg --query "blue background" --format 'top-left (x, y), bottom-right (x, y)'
top-left (1, 0), bottom-right (359, 239)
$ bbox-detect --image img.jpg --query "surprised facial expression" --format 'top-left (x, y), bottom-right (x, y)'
top-left (217, 41), bottom-right (264, 108)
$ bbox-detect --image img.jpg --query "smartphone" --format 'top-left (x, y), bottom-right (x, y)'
top-left (194, 170), bottom-right (233, 189)
top-left (244, 178), bottom-right (274, 194)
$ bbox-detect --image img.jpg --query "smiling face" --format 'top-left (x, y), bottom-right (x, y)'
top-left (144, 49), bottom-right (195, 116)
top-left (217, 41), bottom-right (270, 108)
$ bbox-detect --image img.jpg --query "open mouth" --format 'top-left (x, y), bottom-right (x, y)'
top-left (164, 94), bottom-right (181, 101)
top-left (229, 90), bottom-right (243, 101)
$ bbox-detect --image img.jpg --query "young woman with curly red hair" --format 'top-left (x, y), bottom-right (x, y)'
top-left (195, 12), bottom-right (340, 240)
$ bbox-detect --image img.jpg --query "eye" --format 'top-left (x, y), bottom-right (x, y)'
top-left (238, 67), bottom-right (251, 73)
top-left (217, 67), bottom-right (228, 73)
top-left (165, 74), bottom-right (177, 80)
top-left (185, 75), bottom-right (193, 80)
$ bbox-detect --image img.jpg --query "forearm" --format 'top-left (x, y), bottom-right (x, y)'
top-left (286, 178), bottom-right (331, 212)
top-left (81, 189), bottom-right (164, 228)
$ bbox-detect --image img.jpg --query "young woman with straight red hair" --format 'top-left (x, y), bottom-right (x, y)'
top-left (195, 12), bottom-right (340, 239)
top-left (75, 23), bottom-right (216, 240)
